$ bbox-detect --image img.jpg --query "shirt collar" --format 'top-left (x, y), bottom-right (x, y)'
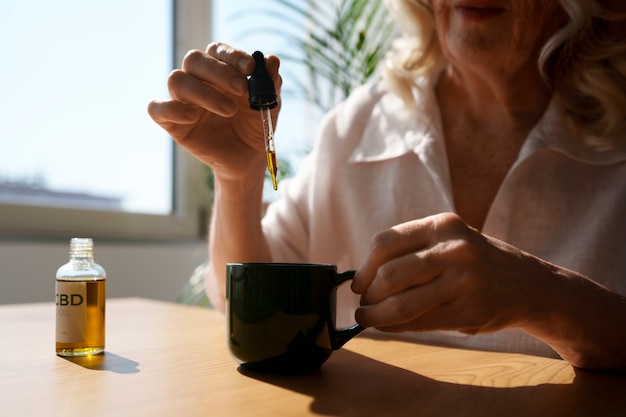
top-left (349, 76), bottom-right (626, 167)
top-left (348, 75), bottom-right (442, 163)
top-left (519, 95), bottom-right (626, 167)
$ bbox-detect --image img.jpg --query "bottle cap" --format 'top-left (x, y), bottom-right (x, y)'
top-left (248, 51), bottom-right (277, 111)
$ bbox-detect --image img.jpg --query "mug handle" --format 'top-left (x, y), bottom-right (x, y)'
top-left (330, 270), bottom-right (365, 350)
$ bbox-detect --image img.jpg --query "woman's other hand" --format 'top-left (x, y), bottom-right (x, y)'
top-left (352, 212), bottom-right (539, 335)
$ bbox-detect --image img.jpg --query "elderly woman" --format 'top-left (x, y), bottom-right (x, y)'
top-left (148, 0), bottom-right (626, 371)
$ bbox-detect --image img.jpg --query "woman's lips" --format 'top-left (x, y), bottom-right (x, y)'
top-left (452, 0), bottom-right (506, 20)
top-left (455, 5), bottom-right (506, 20)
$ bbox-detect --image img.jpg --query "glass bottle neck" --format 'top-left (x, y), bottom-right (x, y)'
top-left (69, 238), bottom-right (95, 263)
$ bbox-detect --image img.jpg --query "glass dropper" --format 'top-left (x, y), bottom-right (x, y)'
top-left (248, 51), bottom-right (279, 190)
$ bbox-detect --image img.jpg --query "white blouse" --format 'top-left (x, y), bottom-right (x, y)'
top-left (261, 74), bottom-right (626, 358)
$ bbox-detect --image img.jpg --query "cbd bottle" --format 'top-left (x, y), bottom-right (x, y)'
top-left (55, 238), bottom-right (106, 356)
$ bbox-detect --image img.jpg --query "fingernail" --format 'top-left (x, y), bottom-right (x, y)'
top-left (218, 98), bottom-right (236, 114)
top-left (183, 107), bottom-right (198, 121)
top-left (354, 307), bottom-right (366, 327)
top-left (239, 57), bottom-right (251, 73)
top-left (230, 76), bottom-right (246, 93)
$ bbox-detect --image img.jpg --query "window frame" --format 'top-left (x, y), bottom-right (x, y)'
top-left (0, 0), bottom-right (213, 241)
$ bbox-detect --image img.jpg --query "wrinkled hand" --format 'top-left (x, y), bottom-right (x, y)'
top-left (352, 213), bottom-right (540, 335)
top-left (147, 42), bottom-right (282, 182)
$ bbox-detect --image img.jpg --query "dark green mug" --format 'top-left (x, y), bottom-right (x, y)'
top-left (226, 262), bottom-right (364, 374)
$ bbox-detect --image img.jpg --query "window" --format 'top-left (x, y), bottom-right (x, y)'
top-left (0, 0), bottom-right (212, 240)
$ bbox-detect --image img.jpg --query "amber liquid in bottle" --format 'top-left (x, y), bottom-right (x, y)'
top-left (56, 280), bottom-right (106, 356)
top-left (56, 238), bottom-right (106, 357)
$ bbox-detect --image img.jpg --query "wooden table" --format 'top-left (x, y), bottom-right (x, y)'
top-left (1, 298), bottom-right (625, 417)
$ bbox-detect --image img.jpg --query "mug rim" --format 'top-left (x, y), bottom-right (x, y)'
top-left (227, 262), bottom-right (336, 268)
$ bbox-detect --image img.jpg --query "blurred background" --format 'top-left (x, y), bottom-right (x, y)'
top-left (0, 0), bottom-right (393, 304)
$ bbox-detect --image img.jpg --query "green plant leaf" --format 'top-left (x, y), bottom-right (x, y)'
top-left (237, 0), bottom-right (397, 113)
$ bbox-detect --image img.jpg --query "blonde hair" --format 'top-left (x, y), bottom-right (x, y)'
top-left (383, 0), bottom-right (626, 149)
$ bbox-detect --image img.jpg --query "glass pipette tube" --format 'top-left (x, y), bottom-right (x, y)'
top-left (260, 106), bottom-right (278, 190)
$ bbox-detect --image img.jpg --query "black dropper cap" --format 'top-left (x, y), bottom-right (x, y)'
top-left (248, 51), bottom-right (278, 111)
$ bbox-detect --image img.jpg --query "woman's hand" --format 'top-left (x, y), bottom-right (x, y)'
top-left (352, 212), bottom-right (540, 335)
top-left (352, 212), bottom-right (626, 370)
top-left (147, 42), bottom-right (282, 183)
top-left (148, 42), bottom-right (280, 311)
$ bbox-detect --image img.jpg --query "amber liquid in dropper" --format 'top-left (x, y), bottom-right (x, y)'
top-left (266, 150), bottom-right (278, 190)
top-left (260, 106), bottom-right (278, 190)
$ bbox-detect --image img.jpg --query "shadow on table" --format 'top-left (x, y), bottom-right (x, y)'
top-left (64, 351), bottom-right (140, 374)
top-left (240, 349), bottom-right (626, 417)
